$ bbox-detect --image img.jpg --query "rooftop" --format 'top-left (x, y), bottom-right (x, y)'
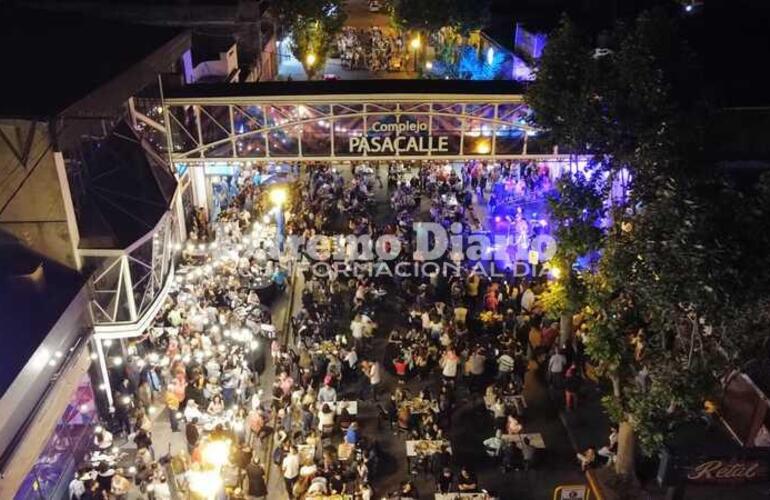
top-left (0, 7), bottom-right (186, 119)
top-left (0, 246), bottom-right (86, 395)
top-left (164, 78), bottom-right (527, 100)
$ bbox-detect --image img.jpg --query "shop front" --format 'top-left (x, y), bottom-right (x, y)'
top-left (158, 80), bottom-right (574, 221)
top-left (13, 375), bottom-right (98, 500)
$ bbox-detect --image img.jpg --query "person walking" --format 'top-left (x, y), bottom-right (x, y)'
top-left (246, 456), bottom-right (267, 500)
top-left (185, 418), bottom-right (200, 454)
top-left (547, 349), bottom-right (567, 388)
top-left (367, 360), bottom-right (382, 401)
top-left (281, 445), bottom-right (300, 499)
top-left (564, 365), bottom-right (581, 411)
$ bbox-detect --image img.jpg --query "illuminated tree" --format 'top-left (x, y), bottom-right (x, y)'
top-left (276, 0), bottom-right (346, 79)
top-left (526, 9), bottom-right (770, 484)
top-left (432, 45), bottom-right (505, 80)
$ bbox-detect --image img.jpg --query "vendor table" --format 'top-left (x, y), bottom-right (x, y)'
top-left (405, 440), bottom-right (451, 457)
top-left (401, 398), bottom-right (438, 415)
top-left (502, 432), bottom-right (545, 449)
top-left (311, 340), bottom-right (340, 356)
top-left (338, 442), bottom-right (354, 461)
top-left (334, 400), bottom-right (358, 416)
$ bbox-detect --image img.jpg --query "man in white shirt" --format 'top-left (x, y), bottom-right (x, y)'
top-left (497, 351), bottom-right (515, 383)
top-left (454, 305), bottom-right (469, 325)
top-left (368, 361), bottom-right (382, 401)
top-left (318, 382), bottom-right (337, 403)
top-left (350, 314), bottom-right (365, 352)
top-left (548, 350), bottom-right (567, 387)
top-left (68, 476), bottom-right (85, 499)
top-left (483, 429), bottom-right (504, 457)
top-left (440, 350), bottom-right (459, 380)
top-left (520, 283), bottom-right (536, 313)
top-left (343, 348), bottom-right (358, 381)
top-left (282, 446), bottom-right (300, 498)
top-left (468, 348), bottom-right (486, 390)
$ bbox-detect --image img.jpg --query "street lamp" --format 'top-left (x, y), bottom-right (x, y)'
top-left (475, 139), bottom-right (491, 155)
top-left (270, 187), bottom-right (288, 251)
top-left (410, 36), bottom-right (421, 72)
top-left (305, 53), bottom-right (317, 67)
top-left (269, 187), bottom-right (288, 207)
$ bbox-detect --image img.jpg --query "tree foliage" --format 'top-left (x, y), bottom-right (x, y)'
top-left (275, 0), bottom-right (347, 79)
top-left (527, 7), bottom-right (770, 460)
top-left (389, 0), bottom-right (490, 35)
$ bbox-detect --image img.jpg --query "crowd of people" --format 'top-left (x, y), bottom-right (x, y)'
top-left (69, 158), bottom-right (614, 500)
top-left (336, 27), bottom-right (405, 72)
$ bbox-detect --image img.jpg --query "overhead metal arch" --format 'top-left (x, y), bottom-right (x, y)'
top-left (158, 94), bottom-right (556, 163)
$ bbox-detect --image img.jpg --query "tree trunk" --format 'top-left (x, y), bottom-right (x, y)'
top-left (559, 311), bottom-right (572, 347)
top-left (615, 419), bottom-right (636, 477)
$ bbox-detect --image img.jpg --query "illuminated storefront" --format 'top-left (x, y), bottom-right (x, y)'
top-left (145, 80), bottom-right (572, 221)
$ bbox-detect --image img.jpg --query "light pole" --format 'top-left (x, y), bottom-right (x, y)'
top-left (269, 187), bottom-right (288, 251)
top-left (410, 36), bottom-right (421, 73)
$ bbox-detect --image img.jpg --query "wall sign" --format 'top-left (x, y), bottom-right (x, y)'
top-left (685, 459), bottom-right (768, 484)
top-left (348, 118), bottom-right (450, 155)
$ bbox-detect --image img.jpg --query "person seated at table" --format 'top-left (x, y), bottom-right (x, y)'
top-left (484, 383), bottom-right (498, 411)
top-left (400, 480), bottom-right (418, 500)
top-left (338, 405), bottom-right (354, 432)
top-left (184, 399), bottom-right (203, 422)
top-left (506, 414), bottom-right (523, 434)
top-left (484, 429), bottom-right (504, 457)
top-left (436, 467), bottom-right (454, 494)
top-left (207, 394), bottom-right (225, 416)
top-left (110, 469), bottom-right (131, 499)
top-left (345, 422), bottom-right (360, 445)
top-left (457, 466), bottom-right (478, 492)
top-left (520, 436), bottom-right (536, 470)
top-left (93, 428), bottom-right (113, 450)
top-left (392, 387), bottom-right (407, 404)
top-left (318, 403), bottom-right (335, 434)
top-left (317, 379), bottom-right (337, 404)
top-left (306, 473), bottom-right (328, 496)
top-left (424, 422), bottom-right (444, 441)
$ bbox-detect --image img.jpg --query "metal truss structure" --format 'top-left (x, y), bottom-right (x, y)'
top-left (158, 93), bottom-right (565, 164)
top-left (81, 212), bottom-right (177, 335)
